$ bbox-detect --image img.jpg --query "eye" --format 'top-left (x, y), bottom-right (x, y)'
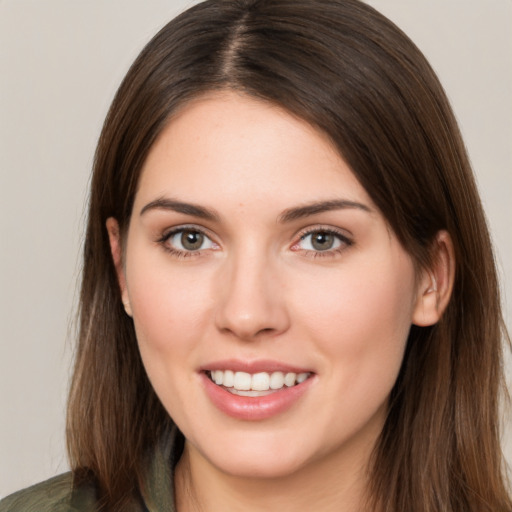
top-left (292, 228), bottom-right (352, 255)
top-left (162, 227), bottom-right (217, 253)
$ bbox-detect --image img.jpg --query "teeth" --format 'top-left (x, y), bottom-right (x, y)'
top-left (296, 372), bottom-right (309, 384)
top-left (252, 372), bottom-right (270, 391)
top-left (213, 370), bottom-right (223, 385)
top-left (223, 370), bottom-right (234, 387)
top-left (234, 371), bottom-right (251, 390)
top-left (270, 371), bottom-right (285, 390)
top-left (284, 372), bottom-right (296, 387)
top-left (209, 370), bottom-right (310, 391)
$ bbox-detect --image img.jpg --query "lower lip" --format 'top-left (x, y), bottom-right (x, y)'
top-left (201, 373), bottom-right (314, 421)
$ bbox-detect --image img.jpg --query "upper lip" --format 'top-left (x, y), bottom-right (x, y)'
top-left (199, 359), bottom-right (313, 374)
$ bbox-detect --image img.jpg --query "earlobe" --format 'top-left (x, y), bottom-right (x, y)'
top-left (412, 231), bottom-right (455, 327)
top-left (106, 217), bottom-right (132, 317)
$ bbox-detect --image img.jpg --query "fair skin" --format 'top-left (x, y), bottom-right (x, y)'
top-left (107, 92), bottom-right (453, 511)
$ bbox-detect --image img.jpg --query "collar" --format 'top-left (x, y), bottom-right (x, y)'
top-left (141, 426), bottom-right (185, 512)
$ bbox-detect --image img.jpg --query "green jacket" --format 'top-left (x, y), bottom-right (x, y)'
top-left (0, 428), bottom-right (183, 512)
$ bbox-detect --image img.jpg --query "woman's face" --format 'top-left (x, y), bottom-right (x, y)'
top-left (111, 92), bottom-right (427, 480)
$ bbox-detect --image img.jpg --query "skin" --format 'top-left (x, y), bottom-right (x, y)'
top-left (108, 92), bottom-right (453, 511)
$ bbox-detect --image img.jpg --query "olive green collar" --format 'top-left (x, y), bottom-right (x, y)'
top-left (140, 426), bottom-right (184, 512)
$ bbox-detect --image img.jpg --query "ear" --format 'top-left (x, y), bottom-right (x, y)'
top-left (106, 217), bottom-right (132, 317)
top-left (412, 230), bottom-right (455, 327)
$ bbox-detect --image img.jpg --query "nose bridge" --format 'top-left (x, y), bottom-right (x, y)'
top-left (215, 241), bottom-right (289, 340)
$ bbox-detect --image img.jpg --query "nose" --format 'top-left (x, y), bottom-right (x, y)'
top-left (214, 249), bottom-right (290, 341)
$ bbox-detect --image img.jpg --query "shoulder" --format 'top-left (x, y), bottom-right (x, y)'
top-left (0, 473), bottom-right (96, 512)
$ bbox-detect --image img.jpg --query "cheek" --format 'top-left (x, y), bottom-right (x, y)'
top-left (124, 254), bottom-right (216, 419)
top-left (296, 255), bottom-right (416, 383)
top-left (125, 251), bottom-right (213, 356)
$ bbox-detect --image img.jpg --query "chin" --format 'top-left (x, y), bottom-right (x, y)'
top-left (188, 427), bottom-right (329, 480)
top-left (209, 449), bottom-right (309, 479)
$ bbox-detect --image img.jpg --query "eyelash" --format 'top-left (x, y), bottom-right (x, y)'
top-left (292, 227), bottom-right (353, 259)
top-left (157, 225), bottom-right (216, 259)
top-left (157, 225), bottom-right (353, 259)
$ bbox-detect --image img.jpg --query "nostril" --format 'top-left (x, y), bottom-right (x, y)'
top-left (256, 327), bottom-right (275, 335)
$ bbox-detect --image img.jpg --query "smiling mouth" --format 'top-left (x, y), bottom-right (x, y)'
top-left (206, 370), bottom-right (312, 397)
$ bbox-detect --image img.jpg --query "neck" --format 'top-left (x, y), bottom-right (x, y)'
top-left (175, 435), bottom-right (377, 512)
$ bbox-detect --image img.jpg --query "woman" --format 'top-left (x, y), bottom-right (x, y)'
top-left (1, 0), bottom-right (510, 510)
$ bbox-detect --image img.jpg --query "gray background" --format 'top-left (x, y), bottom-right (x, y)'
top-left (1, 0), bottom-right (511, 498)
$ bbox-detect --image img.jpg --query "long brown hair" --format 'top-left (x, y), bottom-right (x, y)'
top-left (67, 0), bottom-right (511, 509)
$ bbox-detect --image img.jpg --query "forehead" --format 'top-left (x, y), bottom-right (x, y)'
top-left (134, 92), bottom-right (374, 214)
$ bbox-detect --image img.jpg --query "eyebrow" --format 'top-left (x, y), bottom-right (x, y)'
top-left (140, 198), bottom-right (220, 221)
top-left (278, 199), bottom-right (372, 223)
top-left (140, 197), bottom-right (372, 223)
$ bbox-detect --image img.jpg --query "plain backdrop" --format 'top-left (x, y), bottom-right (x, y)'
top-left (1, 0), bottom-right (511, 499)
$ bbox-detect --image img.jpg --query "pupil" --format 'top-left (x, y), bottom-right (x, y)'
top-left (181, 230), bottom-right (203, 250)
top-left (312, 232), bottom-right (333, 251)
